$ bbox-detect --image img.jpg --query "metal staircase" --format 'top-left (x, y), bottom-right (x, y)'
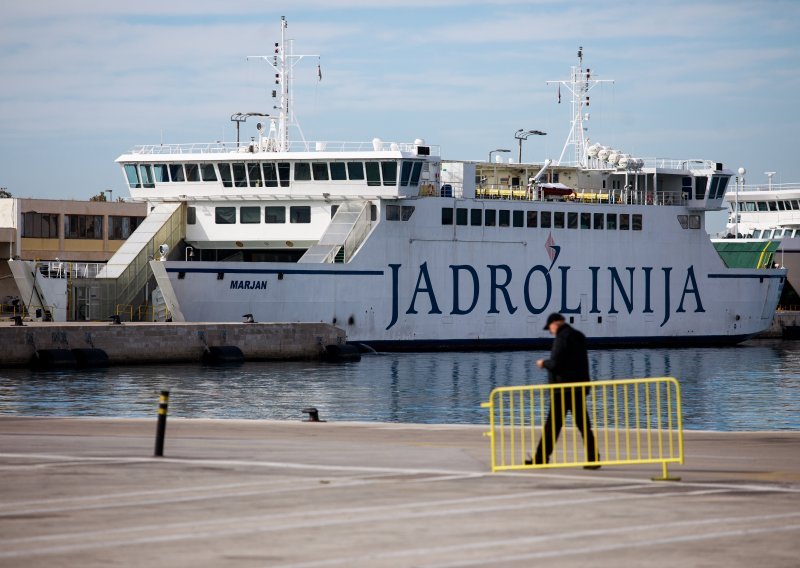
top-left (299, 201), bottom-right (372, 263)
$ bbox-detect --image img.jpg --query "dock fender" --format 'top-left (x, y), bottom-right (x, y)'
top-left (71, 348), bottom-right (110, 368)
top-left (323, 343), bottom-right (362, 363)
top-left (30, 349), bottom-right (77, 370)
top-left (202, 345), bottom-right (245, 365)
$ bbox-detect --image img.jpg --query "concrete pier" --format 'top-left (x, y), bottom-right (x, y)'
top-left (0, 417), bottom-right (798, 567)
top-left (0, 321), bottom-right (344, 366)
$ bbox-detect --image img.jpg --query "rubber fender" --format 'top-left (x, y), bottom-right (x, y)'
top-left (71, 348), bottom-right (110, 368)
top-left (323, 344), bottom-right (362, 363)
top-left (202, 345), bottom-right (245, 365)
top-left (30, 349), bottom-right (77, 369)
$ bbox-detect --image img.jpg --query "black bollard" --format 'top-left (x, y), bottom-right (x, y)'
top-left (154, 390), bottom-right (169, 456)
top-left (302, 407), bottom-right (321, 422)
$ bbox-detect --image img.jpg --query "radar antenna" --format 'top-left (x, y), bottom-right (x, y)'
top-left (546, 47), bottom-right (613, 168)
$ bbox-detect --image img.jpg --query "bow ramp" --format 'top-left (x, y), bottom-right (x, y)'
top-left (298, 201), bottom-right (373, 263)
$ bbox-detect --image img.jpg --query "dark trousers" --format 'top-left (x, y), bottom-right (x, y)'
top-left (534, 385), bottom-right (598, 464)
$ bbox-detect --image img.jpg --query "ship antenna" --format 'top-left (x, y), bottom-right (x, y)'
top-left (546, 47), bottom-right (613, 168)
top-left (247, 16), bottom-right (319, 151)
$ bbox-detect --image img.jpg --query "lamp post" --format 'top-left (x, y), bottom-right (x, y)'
top-left (231, 112), bottom-right (271, 147)
top-left (514, 129), bottom-right (546, 163)
top-left (736, 167), bottom-right (746, 239)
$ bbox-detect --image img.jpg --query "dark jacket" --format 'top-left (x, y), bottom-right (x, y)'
top-left (542, 323), bottom-right (590, 383)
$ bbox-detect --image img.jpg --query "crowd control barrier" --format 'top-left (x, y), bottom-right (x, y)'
top-left (482, 377), bottom-right (684, 481)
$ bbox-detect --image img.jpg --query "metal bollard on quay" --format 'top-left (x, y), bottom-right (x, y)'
top-left (154, 390), bottom-right (169, 457)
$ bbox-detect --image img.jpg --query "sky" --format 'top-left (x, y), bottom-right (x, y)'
top-left (1, 0), bottom-right (799, 201)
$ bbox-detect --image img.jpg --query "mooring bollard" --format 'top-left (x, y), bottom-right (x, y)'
top-left (154, 390), bottom-right (169, 457)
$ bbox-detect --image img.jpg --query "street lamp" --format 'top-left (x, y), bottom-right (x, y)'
top-left (488, 148), bottom-right (511, 163)
top-left (514, 129), bottom-right (546, 163)
top-left (104, 189), bottom-right (113, 202)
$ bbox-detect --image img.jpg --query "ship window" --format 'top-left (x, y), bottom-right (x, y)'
top-left (793, 200), bottom-right (800, 209)
top-left (744, 202), bottom-right (756, 212)
top-left (632, 214), bottom-right (643, 230)
top-left (185, 164), bottom-right (200, 182)
top-left (139, 164), bottom-right (155, 188)
top-left (154, 164), bottom-right (169, 183)
top-left (717, 176), bottom-right (730, 197)
top-left (688, 215), bottom-right (701, 229)
top-left (201, 163), bottom-right (217, 182)
top-left (22, 212), bottom-right (59, 238)
top-left (290, 206), bottom-right (311, 223)
top-left (400, 161), bottom-right (413, 186)
top-left (752, 229), bottom-right (762, 238)
top-left (381, 161), bottom-right (397, 186)
top-left (219, 163), bottom-right (233, 187)
top-left (312, 162), bottom-right (329, 181)
top-left (681, 177), bottom-right (692, 200)
top-left (365, 162), bottom-right (381, 186)
top-left (265, 206), bottom-right (285, 223)
top-left (124, 164), bottom-right (141, 188)
top-left (485, 209), bottom-right (496, 227)
top-left (401, 206), bottom-right (415, 221)
top-left (695, 176), bottom-right (707, 200)
top-left (371, 204), bottom-right (378, 221)
top-left (567, 212), bottom-right (578, 229)
top-left (527, 211), bottom-right (538, 228)
top-left (240, 206), bottom-right (261, 224)
top-left (777, 201), bottom-right (787, 211)
top-left (768, 201), bottom-right (778, 212)
top-left (708, 177), bottom-right (720, 199)
top-left (513, 210), bottom-right (524, 227)
top-left (456, 207), bottom-right (468, 225)
top-left (347, 162), bottom-right (365, 180)
top-left (580, 212), bottom-right (591, 230)
top-left (187, 207), bottom-right (196, 225)
top-left (540, 211), bottom-right (551, 229)
top-left (553, 211), bottom-right (564, 229)
top-left (294, 162), bottom-right (311, 181)
top-left (64, 214), bottom-right (103, 239)
top-left (757, 201), bottom-right (768, 212)
top-left (470, 208), bottom-right (482, 226)
top-left (499, 209), bottom-right (510, 227)
top-left (330, 162), bottom-right (347, 181)
top-left (410, 162), bottom-right (423, 186)
top-left (248, 163), bottom-right (263, 187)
top-left (169, 164), bottom-right (185, 183)
top-left (278, 162), bottom-right (290, 187)
top-left (606, 213), bottom-right (617, 230)
top-left (263, 163), bottom-right (278, 187)
top-left (215, 207), bottom-right (236, 224)
top-left (231, 163), bottom-right (247, 187)
top-left (441, 208), bottom-right (454, 225)
top-left (620, 214), bottom-right (630, 230)
top-left (386, 205), bottom-right (400, 221)
top-left (677, 215), bottom-right (689, 229)
top-left (592, 213), bottom-right (603, 229)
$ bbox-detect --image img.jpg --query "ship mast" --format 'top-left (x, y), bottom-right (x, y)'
top-left (546, 47), bottom-right (613, 168)
top-left (247, 16), bottom-right (319, 151)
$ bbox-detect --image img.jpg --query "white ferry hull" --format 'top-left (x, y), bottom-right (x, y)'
top-left (152, 201), bottom-right (784, 349)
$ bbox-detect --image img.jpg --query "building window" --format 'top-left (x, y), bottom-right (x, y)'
top-left (22, 212), bottom-right (59, 238)
top-left (240, 206), bottom-right (261, 224)
top-left (64, 215), bottom-right (103, 239)
top-left (215, 207), bottom-right (236, 224)
top-left (265, 206), bottom-right (286, 223)
top-left (109, 216), bottom-right (144, 239)
top-left (290, 206), bottom-right (311, 223)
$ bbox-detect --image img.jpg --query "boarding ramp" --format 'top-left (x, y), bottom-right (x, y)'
top-left (94, 202), bottom-right (185, 317)
top-left (6, 260), bottom-right (66, 321)
top-left (299, 201), bottom-right (371, 263)
top-left (482, 377), bottom-right (684, 480)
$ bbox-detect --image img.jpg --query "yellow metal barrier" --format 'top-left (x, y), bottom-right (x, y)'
top-left (482, 377), bottom-right (683, 481)
top-left (115, 304), bottom-right (134, 321)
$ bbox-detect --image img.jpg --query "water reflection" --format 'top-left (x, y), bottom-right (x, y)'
top-left (0, 340), bottom-right (798, 431)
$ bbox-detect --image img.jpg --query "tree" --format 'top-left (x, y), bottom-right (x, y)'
top-left (89, 192), bottom-right (107, 202)
top-left (0, 187), bottom-right (11, 198)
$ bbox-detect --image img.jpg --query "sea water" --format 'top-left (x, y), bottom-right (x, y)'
top-left (0, 339), bottom-right (798, 431)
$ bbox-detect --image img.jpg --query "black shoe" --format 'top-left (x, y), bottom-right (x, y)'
top-left (583, 464), bottom-right (601, 470)
top-left (525, 454), bottom-right (546, 466)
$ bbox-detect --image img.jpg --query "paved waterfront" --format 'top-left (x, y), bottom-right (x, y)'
top-left (1, 417), bottom-right (798, 567)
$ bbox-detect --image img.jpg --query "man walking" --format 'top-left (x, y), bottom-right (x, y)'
top-left (530, 312), bottom-right (600, 469)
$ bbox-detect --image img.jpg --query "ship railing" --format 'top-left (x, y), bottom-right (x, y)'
top-left (739, 182), bottom-right (800, 192)
top-left (482, 377), bottom-right (684, 481)
top-left (129, 140), bottom-right (441, 156)
top-left (640, 158), bottom-right (717, 171)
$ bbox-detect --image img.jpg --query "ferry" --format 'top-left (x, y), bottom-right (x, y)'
top-left (715, 174), bottom-right (800, 296)
top-left (115, 18), bottom-right (784, 349)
